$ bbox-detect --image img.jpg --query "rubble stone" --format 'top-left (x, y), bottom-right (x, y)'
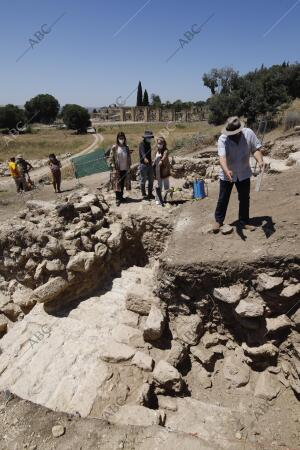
top-left (213, 284), bottom-right (245, 305)
top-left (153, 360), bottom-right (183, 393)
top-left (266, 315), bottom-right (292, 333)
top-left (110, 405), bottom-right (163, 427)
top-left (254, 371), bottom-right (281, 400)
top-left (143, 305), bottom-right (165, 341)
top-left (223, 354), bottom-right (250, 387)
top-left (99, 342), bottom-right (135, 362)
top-left (131, 351), bottom-right (154, 371)
top-left (31, 277), bottom-right (69, 304)
top-left (256, 273), bottom-right (283, 291)
top-left (235, 296), bottom-right (265, 318)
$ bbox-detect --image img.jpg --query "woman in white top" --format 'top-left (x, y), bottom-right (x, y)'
top-left (108, 132), bottom-right (132, 206)
top-left (153, 137), bottom-right (171, 206)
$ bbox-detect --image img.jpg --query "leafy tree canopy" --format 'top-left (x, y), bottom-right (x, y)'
top-left (24, 94), bottom-right (60, 124)
top-left (62, 104), bottom-right (91, 131)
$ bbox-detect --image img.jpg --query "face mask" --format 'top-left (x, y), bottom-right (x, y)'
top-left (145, 138), bottom-right (152, 143)
top-left (118, 139), bottom-right (125, 145)
top-left (157, 143), bottom-right (163, 150)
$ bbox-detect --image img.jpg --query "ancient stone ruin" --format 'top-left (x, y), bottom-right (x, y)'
top-left (0, 177), bottom-right (299, 449)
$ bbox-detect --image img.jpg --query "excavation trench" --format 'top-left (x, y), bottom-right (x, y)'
top-left (0, 192), bottom-right (299, 450)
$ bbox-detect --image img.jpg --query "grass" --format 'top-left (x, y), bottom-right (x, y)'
top-left (0, 128), bottom-right (93, 162)
top-left (96, 121), bottom-right (220, 163)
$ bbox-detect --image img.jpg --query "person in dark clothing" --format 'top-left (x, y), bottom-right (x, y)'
top-left (213, 116), bottom-right (264, 233)
top-left (16, 154), bottom-right (33, 189)
top-left (139, 130), bottom-right (155, 200)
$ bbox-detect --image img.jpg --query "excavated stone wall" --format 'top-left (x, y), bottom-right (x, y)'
top-left (155, 258), bottom-right (300, 398)
top-left (0, 190), bottom-right (172, 333)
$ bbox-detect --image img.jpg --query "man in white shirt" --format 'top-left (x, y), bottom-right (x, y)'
top-left (213, 116), bottom-right (264, 233)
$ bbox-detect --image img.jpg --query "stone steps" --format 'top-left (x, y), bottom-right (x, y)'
top-left (0, 264), bottom-right (155, 417)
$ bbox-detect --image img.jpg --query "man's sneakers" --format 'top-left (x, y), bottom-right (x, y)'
top-left (213, 222), bottom-right (222, 233)
top-left (212, 221), bottom-right (256, 234)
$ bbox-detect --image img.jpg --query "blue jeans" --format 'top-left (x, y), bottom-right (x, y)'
top-left (140, 164), bottom-right (153, 195)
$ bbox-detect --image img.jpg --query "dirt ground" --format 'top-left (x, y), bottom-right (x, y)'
top-left (0, 146), bottom-right (300, 449)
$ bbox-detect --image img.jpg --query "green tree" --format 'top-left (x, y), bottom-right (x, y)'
top-left (151, 94), bottom-right (162, 107)
top-left (142, 89), bottom-right (149, 106)
top-left (62, 104), bottom-right (91, 131)
top-left (0, 104), bottom-right (25, 130)
top-left (207, 92), bottom-right (242, 125)
top-left (24, 94), bottom-right (60, 124)
top-left (203, 67), bottom-right (239, 95)
top-left (136, 81), bottom-right (143, 106)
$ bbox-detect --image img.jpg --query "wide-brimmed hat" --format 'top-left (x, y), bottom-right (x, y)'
top-left (143, 130), bottom-right (154, 139)
top-left (16, 154), bottom-right (23, 159)
top-left (222, 116), bottom-right (244, 136)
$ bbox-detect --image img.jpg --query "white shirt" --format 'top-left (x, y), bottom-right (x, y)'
top-left (218, 128), bottom-right (262, 182)
top-left (117, 146), bottom-right (128, 171)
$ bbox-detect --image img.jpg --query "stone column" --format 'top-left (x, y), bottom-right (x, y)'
top-left (131, 107), bottom-right (136, 122)
top-left (145, 107), bottom-right (150, 122)
top-left (120, 108), bottom-right (125, 122)
top-left (182, 110), bottom-right (188, 122)
top-left (156, 108), bottom-right (162, 122)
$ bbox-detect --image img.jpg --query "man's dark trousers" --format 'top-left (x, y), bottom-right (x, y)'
top-left (215, 178), bottom-right (250, 224)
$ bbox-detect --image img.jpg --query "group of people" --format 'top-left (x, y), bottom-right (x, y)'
top-left (8, 153), bottom-right (62, 194)
top-left (108, 130), bottom-right (171, 207)
top-left (108, 117), bottom-right (265, 232)
top-left (8, 116), bottom-right (264, 231)
top-left (8, 155), bottom-right (33, 192)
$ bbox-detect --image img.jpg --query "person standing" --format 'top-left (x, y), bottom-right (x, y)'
top-left (48, 154), bottom-right (62, 193)
top-left (153, 137), bottom-right (171, 206)
top-left (108, 132), bottom-right (131, 206)
top-left (139, 130), bottom-right (155, 200)
top-left (16, 154), bottom-right (33, 190)
top-left (213, 116), bottom-right (265, 233)
top-left (8, 157), bottom-right (23, 193)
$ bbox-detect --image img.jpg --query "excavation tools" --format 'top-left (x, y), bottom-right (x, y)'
top-left (255, 164), bottom-right (265, 192)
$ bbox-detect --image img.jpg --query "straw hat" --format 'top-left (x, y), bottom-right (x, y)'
top-left (222, 116), bottom-right (245, 136)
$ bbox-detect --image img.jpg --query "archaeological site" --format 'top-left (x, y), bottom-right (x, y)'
top-left (0, 127), bottom-right (299, 450)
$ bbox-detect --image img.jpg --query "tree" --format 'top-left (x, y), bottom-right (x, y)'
top-left (0, 105), bottom-right (25, 130)
top-left (203, 68), bottom-right (219, 95)
top-left (62, 104), bottom-right (91, 131)
top-left (207, 92), bottom-right (242, 125)
top-left (203, 67), bottom-right (239, 95)
top-left (151, 94), bottom-right (162, 107)
top-left (24, 94), bottom-right (60, 124)
top-left (142, 89), bottom-right (149, 106)
top-left (136, 81), bottom-right (143, 106)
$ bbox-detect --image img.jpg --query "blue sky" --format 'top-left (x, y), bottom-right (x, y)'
top-left (0, 0), bottom-right (299, 107)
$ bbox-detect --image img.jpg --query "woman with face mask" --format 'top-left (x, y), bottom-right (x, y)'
top-left (108, 132), bottom-right (132, 206)
top-left (153, 137), bottom-right (171, 206)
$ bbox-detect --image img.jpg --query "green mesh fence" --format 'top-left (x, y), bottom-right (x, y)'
top-left (71, 148), bottom-right (110, 179)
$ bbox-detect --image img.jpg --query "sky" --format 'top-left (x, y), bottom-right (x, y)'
top-left (0, 0), bottom-right (299, 107)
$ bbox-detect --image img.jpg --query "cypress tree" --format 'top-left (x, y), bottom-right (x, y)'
top-left (143, 89), bottom-right (149, 106)
top-left (136, 81), bottom-right (143, 106)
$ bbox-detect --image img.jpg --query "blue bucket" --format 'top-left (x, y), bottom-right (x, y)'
top-left (193, 179), bottom-right (207, 199)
